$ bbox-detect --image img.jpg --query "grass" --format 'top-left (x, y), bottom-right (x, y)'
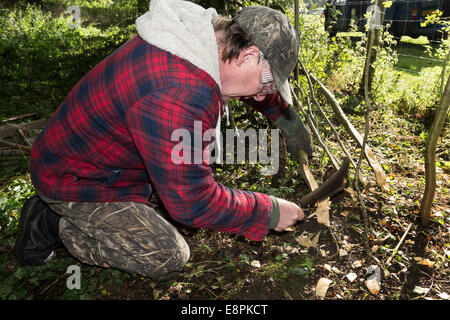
top-left (395, 36), bottom-right (443, 82)
top-left (330, 31), bottom-right (447, 124)
top-left (389, 36), bottom-right (447, 126)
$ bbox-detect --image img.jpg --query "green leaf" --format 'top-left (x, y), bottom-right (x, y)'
top-left (0, 283), bottom-right (13, 299)
top-left (289, 267), bottom-right (310, 278)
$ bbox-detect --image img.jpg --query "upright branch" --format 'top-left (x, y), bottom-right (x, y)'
top-left (291, 87), bottom-right (339, 169)
top-left (297, 62), bottom-right (356, 171)
top-left (293, 0), bottom-right (300, 80)
top-left (359, 0), bottom-right (385, 95)
top-left (440, 50), bottom-right (450, 95)
top-left (419, 73), bottom-right (450, 225)
top-left (356, 22), bottom-right (377, 261)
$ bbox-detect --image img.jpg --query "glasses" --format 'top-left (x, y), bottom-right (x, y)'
top-left (257, 51), bottom-right (278, 96)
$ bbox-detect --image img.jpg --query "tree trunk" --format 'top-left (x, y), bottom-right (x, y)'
top-left (419, 74), bottom-right (450, 226)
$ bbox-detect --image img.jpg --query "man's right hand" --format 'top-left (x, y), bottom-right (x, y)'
top-left (274, 197), bottom-right (304, 231)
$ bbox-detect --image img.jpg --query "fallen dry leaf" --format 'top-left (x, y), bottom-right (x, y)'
top-left (438, 292), bottom-right (449, 300)
top-left (323, 264), bottom-right (332, 272)
top-left (331, 267), bottom-right (342, 274)
top-left (346, 272), bottom-right (357, 283)
top-left (316, 200), bottom-right (330, 227)
top-left (413, 286), bottom-right (430, 295)
top-left (315, 278), bottom-right (332, 298)
top-left (365, 278), bottom-right (380, 295)
top-left (381, 183), bottom-right (390, 193)
top-left (296, 231), bottom-right (321, 248)
top-left (341, 239), bottom-right (353, 251)
top-left (352, 260), bottom-right (362, 268)
top-left (415, 258), bottom-right (435, 268)
top-left (365, 265), bottom-right (382, 295)
top-left (343, 188), bottom-right (357, 199)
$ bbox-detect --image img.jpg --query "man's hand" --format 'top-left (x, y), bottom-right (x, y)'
top-left (274, 197), bottom-right (304, 231)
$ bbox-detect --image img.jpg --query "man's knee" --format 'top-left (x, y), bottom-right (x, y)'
top-left (142, 236), bottom-right (190, 280)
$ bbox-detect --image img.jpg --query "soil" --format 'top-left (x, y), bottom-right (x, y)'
top-left (1, 110), bottom-right (448, 301)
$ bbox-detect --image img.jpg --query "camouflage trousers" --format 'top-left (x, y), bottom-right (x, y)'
top-left (40, 195), bottom-right (190, 280)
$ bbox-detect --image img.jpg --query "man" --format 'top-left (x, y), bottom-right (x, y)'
top-left (15, 0), bottom-right (312, 279)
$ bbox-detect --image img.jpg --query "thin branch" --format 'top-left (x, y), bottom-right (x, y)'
top-left (356, 22), bottom-right (376, 262)
top-left (17, 128), bottom-right (32, 147)
top-left (419, 73), bottom-right (450, 225)
top-left (2, 112), bottom-right (37, 123)
top-left (295, 64), bottom-right (357, 171)
top-left (317, 226), bottom-right (340, 264)
top-left (385, 223), bottom-right (413, 266)
top-left (291, 88), bottom-right (339, 169)
top-left (440, 50), bottom-right (450, 95)
top-left (0, 138), bottom-right (31, 152)
top-left (309, 73), bottom-right (387, 187)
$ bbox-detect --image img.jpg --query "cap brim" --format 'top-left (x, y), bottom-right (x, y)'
top-left (276, 78), bottom-right (292, 105)
top-left (271, 63), bottom-right (292, 105)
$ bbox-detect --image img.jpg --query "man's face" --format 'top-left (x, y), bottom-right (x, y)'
top-left (220, 47), bottom-right (277, 103)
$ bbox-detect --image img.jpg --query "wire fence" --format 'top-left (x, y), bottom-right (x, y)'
top-left (323, 0), bottom-right (448, 81)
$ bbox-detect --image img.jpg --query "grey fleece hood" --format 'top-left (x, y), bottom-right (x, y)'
top-left (136, 0), bottom-right (222, 90)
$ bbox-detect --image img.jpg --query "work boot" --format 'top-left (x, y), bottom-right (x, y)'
top-left (15, 195), bottom-right (62, 266)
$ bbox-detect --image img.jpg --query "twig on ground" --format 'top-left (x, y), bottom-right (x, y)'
top-left (317, 226), bottom-right (340, 264)
top-left (385, 222), bottom-right (413, 266)
top-left (39, 275), bottom-right (63, 295)
top-left (17, 128), bottom-right (32, 147)
top-left (0, 138), bottom-right (31, 152)
top-left (2, 113), bottom-right (38, 123)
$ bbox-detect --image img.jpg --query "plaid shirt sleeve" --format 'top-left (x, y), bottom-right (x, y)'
top-left (125, 87), bottom-right (273, 241)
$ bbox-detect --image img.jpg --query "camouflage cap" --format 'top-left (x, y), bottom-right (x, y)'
top-left (233, 6), bottom-right (299, 105)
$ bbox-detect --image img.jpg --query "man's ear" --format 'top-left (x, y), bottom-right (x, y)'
top-left (235, 45), bottom-right (260, 67)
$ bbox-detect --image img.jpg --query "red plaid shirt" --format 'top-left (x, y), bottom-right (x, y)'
top-left (30, 35), bottom-right (288, 241)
